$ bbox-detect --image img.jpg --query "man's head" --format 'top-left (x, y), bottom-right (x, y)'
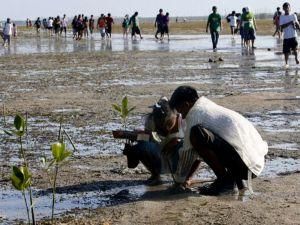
top-left (134, 12), bottom-right (139, 16)
top-left (212, 6), bottom-right (217, 13)
top-left (159, 9), bottom-right (163, 13)
top-left (232, 11), bottom-right (236, 15)
top-left (7, 18), bottom-right (10, 23)
top-left (277, 7), bottom-right (280, 11)
top-left (169, 86), bottom-right (199, 119)
top-left (283, 2), bottom-right (290, 14)
top-left (108, 13), bottom-right (111, 17)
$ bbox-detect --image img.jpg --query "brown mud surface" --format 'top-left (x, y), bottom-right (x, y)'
top-left (0, 34), bottom-right (299, 224)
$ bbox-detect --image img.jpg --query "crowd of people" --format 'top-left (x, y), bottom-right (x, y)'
top-left (1, 2), bottom-right (300, 66)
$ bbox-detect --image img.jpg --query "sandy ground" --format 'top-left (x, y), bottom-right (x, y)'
top-left (0, 32), bottom-right (300, 224)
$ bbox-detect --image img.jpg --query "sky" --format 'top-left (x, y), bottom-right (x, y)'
top-left (1, 0), bottom-right (300, 20)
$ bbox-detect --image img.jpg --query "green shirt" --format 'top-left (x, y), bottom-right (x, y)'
top-left (241, 12), bottom-right (255, 30)
top-left (208, 13), bottom-right (221, 32)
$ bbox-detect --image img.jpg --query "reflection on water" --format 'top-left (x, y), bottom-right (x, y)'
top-left (0, 34), bottom-right (286, 57)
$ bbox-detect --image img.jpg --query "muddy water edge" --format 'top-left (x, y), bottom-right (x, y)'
top-left (0, 37), bottom-right (299, 224)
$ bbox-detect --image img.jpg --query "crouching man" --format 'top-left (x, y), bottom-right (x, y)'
top-left (169, 86), bottom-right (268, 195)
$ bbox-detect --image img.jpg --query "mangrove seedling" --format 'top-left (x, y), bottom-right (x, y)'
top-left (11, 166), bottom-right (32, 224)
top-left (50, 142), bottom-right (72, 223)
top-left (112, 96), bottom-right (136, 130)
top-left (5, 114), bottom-right (36, 225)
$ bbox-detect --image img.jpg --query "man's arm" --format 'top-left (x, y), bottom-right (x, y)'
top-left (253, 16), bottom-right (257, 30)
top-left (206, 16), bottom-right (210, 32)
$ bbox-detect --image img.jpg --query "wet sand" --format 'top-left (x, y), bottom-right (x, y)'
top-left (0, 32), bottom-right (299, 224)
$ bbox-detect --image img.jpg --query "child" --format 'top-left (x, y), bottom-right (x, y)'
top-left (279, 2), bottom-right (300, 67)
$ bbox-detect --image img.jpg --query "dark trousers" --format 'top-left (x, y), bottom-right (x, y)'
top-left (210, 30), bottom-right (219, 49)
top-left (190, 125), bottom-right (250, 181)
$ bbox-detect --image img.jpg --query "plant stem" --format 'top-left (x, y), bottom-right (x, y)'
top-left (2, 104), bottom-right (6, 126)
top-left (19, 136), bottom-right (27, 167)
top-left (29, 187), bottom-right (35, 225)
top-left (51, 165), bottom-right (59, 224)
top-left (63, 129), bottom-right (77, 151)
top-left (22, 191), bottom-right (31, 225)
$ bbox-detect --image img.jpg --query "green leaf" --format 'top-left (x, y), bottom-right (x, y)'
top-left (13, 166), bottom-right (24, 181)
top-left (4, 130), bottom-right (13, 136)
top-left (122, 96), bottom-right (128, 112)
top-left (128, 106), bottom-right (136, 113)
top-left (11, 166), bottom-right (31, 191)
top-left (112, 104), bottom-right (121, 113)
top-left (51, 142), bottom-right (65, 162)
top-left (51, 142), bottom-right (71, 163)
top-left (14, 114), bottom-right (25, 131)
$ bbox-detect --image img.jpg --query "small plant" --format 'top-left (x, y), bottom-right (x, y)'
top-left (5, 114), bottom-right (36, 225)
top-left (112, 96), bottom-right (136, 130)
top-left (11, 166), bottom-right (32, 224)
top-left (41, 117), bottom-right (73, 224)
top-left (49, 142), bottom-right (72, 223)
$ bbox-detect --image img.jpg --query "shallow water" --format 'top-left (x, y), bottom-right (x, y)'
top-left (1, 33), bottom-right (300, 223)
top-left (0, 34), bottom-right (284, 57)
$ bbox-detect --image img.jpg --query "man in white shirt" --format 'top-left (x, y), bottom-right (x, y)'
top-left (279, 2), bottom-right (300, 67)
top-left (169, 86), bottom-right (268, 195)
top-left (3, 18), bottom-right (13, 46)
top-left (60, 14), bottom-right (68, 37)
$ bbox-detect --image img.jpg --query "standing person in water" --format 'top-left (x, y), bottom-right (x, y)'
top-left (154, 9), bottom-right (164, 40)
top-left (129, 12), bottom-right (143, 40)
top-left (105, 13), bottom-right (114, 38)
top-left (89, 15), bottom-right (95, 35)
top-left (206, 6), bottom-right (222, 51)
top-left (97, 14), bottom-right (106, 39)
top-left (162, 12), bottom-right (170, 41)
top-left (280, 2), bottom-right (300, 67)
top-left (34, 17), bottom-right (41, 34)
top-left (241, 7), bottom-right (257, 49)
top-left (226, 11), bottom-right (238, 38)
top-left (3, 18), bottom-right (13, 46)
top-left (273, 7), bottom-right (282, 38)
top-left (60, 14), bottom-right (68, 37)
top-left (122, 14), bottom-right (130, 39)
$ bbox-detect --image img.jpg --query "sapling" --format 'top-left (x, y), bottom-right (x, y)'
top-left (112, 96), bottom-right (136, 130)
top-left (41, 117), bottom-right (73, 224)
top-left (5, 114), bottom-right (36, 225)
top-left (49, 141), bottom-right (72, 224)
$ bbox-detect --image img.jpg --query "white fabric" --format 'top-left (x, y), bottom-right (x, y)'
top-left (3, 22), bottom-right (13, 35)
top-left (229, 15), bottom-right (238, 27)
top-left (279, 14), bottom-right (298, 39)
top-left (180, 97), bottom-right (268, 176)
top-left (48, 19), bottom-right (53, 28)
top-left (61, 18), bottom-right (67, 27)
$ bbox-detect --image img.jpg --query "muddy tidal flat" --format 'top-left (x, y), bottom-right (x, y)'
top-left (0, 31), bottom-right (299, 225)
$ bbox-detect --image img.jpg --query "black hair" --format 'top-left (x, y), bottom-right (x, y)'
top-left (283, 2), bottom-right (290, 8)
top-left (169, 86), bottom-right (199, 110)
top-left (146, 98), bottom-right (176, 136)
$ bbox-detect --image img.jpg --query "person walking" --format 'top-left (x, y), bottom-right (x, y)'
top-left (97, 14), bottom-right (106, 39)
top-left (206, 6), bottom-right (222, 51)
top-left (3, 18), bottom-right (13, 46)
top-left (89, 15), bottom-right (95, 35)
top-left (105, 13), bottom-right (114, 38)
top-left (154, 9), bottom-right (164, 39)
top-left (226, 11), bottom-right (238, 38)
top-left (279, 2), bottom-right (300, 67)
top-left (122, 14), bottom-right (130, 39)
top-left (60, 14), bottom-right (68, 37)
top-left (34, 17), bottom-right (42, 34)
top-left (129, 12), bottom-right (143, 40)
top-left (241, 7), bottom-right (257, 49)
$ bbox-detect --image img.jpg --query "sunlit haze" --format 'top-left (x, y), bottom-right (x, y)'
top-left (2, 0), bottom-right (300, 20)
